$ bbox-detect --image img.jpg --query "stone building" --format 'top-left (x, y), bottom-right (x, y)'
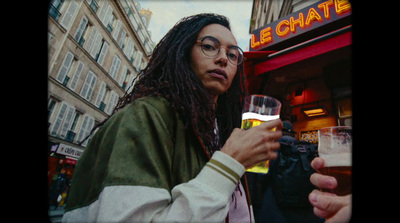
top-left (47, 0), bottom-right (154, 190)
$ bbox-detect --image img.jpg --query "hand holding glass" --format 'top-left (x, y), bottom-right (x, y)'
top-left (241, 95), bottom-right (281, 174)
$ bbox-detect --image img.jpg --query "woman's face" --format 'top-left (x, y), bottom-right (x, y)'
top-left (190, 24), bottom-right (238, 101)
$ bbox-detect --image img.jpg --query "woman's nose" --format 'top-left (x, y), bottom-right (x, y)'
top-left (214, 48), bottom-right (228, 66)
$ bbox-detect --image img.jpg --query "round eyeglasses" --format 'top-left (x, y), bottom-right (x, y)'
top-left (197, 36), bottom-right (244, 65)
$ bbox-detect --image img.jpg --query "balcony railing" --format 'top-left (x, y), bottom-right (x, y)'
top-left (62, 76), bottom-right (70, 86)
top-left (48, 4), bottom-right (62, 21)
top-left (106, 24), bottom-right (113, 34)
top-left (65, 130), bottom-right (76, 142)
top-left (89, 0), bottom-right (99, 13)
top-left (78, 37), bottom-right (85, 47)
top-left (99, 102), bottom-right (106, 112)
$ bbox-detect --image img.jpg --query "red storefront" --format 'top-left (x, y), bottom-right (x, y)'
top-left (244, 0), bottom-right (352, 142)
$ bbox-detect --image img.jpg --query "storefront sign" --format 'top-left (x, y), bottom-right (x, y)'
top-left (250, 0), bottom-right (351, 51)
top-left (65, 157), bottom-right (78, 165)
top-left (56, 143), bottom-right (83, 159)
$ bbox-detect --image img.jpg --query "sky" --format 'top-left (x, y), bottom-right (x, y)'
top-left (137, 0), bottom-right (254, 51)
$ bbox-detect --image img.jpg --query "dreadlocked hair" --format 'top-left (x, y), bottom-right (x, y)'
top-left (82, 13), bottom-right (247, 155)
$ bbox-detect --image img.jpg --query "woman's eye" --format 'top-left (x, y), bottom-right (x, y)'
top-left (228, 52), bottom-right (238, 60)
top-left (203, 44), bottom-right (216, 51)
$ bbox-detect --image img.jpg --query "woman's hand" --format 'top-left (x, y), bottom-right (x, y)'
top-left (309, 157), bottom-right (352, 223)
top-left (220, 118), bottom-right (282, 169)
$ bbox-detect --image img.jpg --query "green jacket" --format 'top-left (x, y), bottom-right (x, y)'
top-left (63, 96), bottom-right (252, 222)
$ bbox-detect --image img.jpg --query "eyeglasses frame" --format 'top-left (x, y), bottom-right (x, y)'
top-left (196, 36), bottom-right (244, 65)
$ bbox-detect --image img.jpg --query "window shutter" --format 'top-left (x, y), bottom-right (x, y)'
top-left (97, 1), bottom-right (108, 22)
top-left (97, 42), bottom-right (109, 66)
top-left (69, 61), bottom-right (84, 91)
top-left (50, 102), bottom-right (68, 136)
top-left (80, 71), bottom-right (97, 101)
top-left (112, 20), bottom-right (122, 40)
top-left (74, 16), bottom-right (88, 41)
top-left (86, 72), bottom-right (97, 101)
top-left (59, 106), bottom-right (76, 138)
top-left (118, 29), bottom-right (126, 48)
top-left (102, 5), bottom-right (113, 26)
top-left (106, 91), bottom-right (119, 115)
top-left (118, 65), bottom-right (128, 86)
top-left (133, 51), bottom-right (143, 69)
top-left (123, 38), bottom-right (134, 59)
top-left (109, 55), bottom-right (121, 79)
top-left (95, 81), bottom-right (106, 107)
top-left (84, 27), bottom-right (97, 53)
top-left (77, 114), bottom-right (94, 146)
top-left (60, 0), bottom-right (78, 29)
top-left (89, 32), bottom-right (102, 58)
top-left (56, 52), bottom-right (74, 83)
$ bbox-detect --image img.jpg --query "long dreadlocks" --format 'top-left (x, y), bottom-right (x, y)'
top-left (81, 13), bottom-right (247, 154)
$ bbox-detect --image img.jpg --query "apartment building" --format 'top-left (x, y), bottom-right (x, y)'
top-left (47, 0), bottom-right (154, 189)
top-left (249, 0), bottom-right (320, 33)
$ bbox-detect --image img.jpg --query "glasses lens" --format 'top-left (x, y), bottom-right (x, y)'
top-left (201, 37), bottom-right (219, 57)
top-left (227, 47), bottom-right (243, 65)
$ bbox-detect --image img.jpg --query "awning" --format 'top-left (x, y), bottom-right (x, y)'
top-left (243, 27), bottom-right (351, 93)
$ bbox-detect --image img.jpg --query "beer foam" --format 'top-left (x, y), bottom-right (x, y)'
top-left (319, 153), bottom-right (352, 167)
top-left (242, 112), bottom-right (279, 121)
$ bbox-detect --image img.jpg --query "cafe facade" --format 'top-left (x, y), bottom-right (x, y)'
top-left (244, 0), bottom-right (352, 143)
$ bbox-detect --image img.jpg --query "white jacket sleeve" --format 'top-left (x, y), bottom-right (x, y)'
top-left (62, 151), bottom-right (246, 223)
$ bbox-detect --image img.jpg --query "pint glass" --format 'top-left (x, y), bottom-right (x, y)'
top-left (318, 126), bottom-right (352, 196)
top-left (241, 95), bottom-right (281, 174)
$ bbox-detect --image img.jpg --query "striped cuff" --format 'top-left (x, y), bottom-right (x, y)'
top-left (194, 151), bottom-right (245, 198)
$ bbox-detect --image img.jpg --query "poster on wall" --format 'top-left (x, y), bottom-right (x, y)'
top-left (300, 130), bottom-right (318, 144)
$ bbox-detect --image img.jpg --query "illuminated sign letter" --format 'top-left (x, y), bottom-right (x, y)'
top-left (318, 0), bottom-right (334, 19)
top-left (290, 13), bottom-right (305, 33)
top-left (251, 34), bottom-right (261, 49)
top-left (334, 0), bottom-right (351, 14)
top-left (276, 20), bottom-right (290, 37)
top-left (260, 27), bottom-right (273, 45)
top-left (305, 7), bottom-right (323, 27)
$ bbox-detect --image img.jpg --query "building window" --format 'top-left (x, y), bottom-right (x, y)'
top-left (77, 114), bottom-right (95, 147)
top-left (106, 91), bottom-right (119, 115)
top-left (55, 52), bottom-right (84, 92)
top-left (48, 98), bottom-right (57, 124)
top-left (65, 112), bottom-right (81, 143)
top-left (96, 40), bottom-right (109, 66)
top-left (109, 55), bottom-right (121, 80)
top-left (117, 28), bottom-right (127, 49)
top-left (50, 101), bottom-right (76, 139)
top-left (48, 0), bottom-right (64, 21)
top-left (59, 0), bottom-right (79, 29)
top-left (74, 16), bottom-right (89, 46)
top-left (95, 81), bottom-right (109, 111)
top-left (118, 65), bottom-right (131, 90)
top-left (56, 52), bottom-right (74, 85)
top-left (80, 71), bottom-right (97, 102)
top-left (86, 0), bottom-right (99, 13)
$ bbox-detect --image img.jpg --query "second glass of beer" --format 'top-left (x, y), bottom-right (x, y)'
top-left (241, 94), bottom-right (281, 174)
top-left (318, 126), bottom-right (352, 196)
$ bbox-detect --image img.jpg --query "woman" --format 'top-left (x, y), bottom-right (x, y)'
top-left (63, 13), bottom-right (282, 222)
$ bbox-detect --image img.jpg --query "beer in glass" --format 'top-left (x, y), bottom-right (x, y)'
top-left (318, 126), bottom-right (352, 196)
top-left (241, 95), bottom-right (281, 174)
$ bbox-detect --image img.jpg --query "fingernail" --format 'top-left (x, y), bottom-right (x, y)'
top-left (309, 193), bottom-right (318, 203)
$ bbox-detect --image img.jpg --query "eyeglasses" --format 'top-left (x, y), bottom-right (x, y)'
top-left (196, 36), bottom-right (244, 65)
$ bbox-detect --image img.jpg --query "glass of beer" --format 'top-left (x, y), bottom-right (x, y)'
top-left (241, 94), bottom-right (281, 174)
top-left (317, 126), bottom-right (352, 196)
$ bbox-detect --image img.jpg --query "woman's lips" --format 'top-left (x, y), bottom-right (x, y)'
top-left (207, 69), bottom-right (227, 80)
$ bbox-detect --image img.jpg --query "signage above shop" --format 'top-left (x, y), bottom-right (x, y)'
top-left (56, 143), bottom-right (84, 159)
top-left (250, 0), bottom-right (351, 51)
